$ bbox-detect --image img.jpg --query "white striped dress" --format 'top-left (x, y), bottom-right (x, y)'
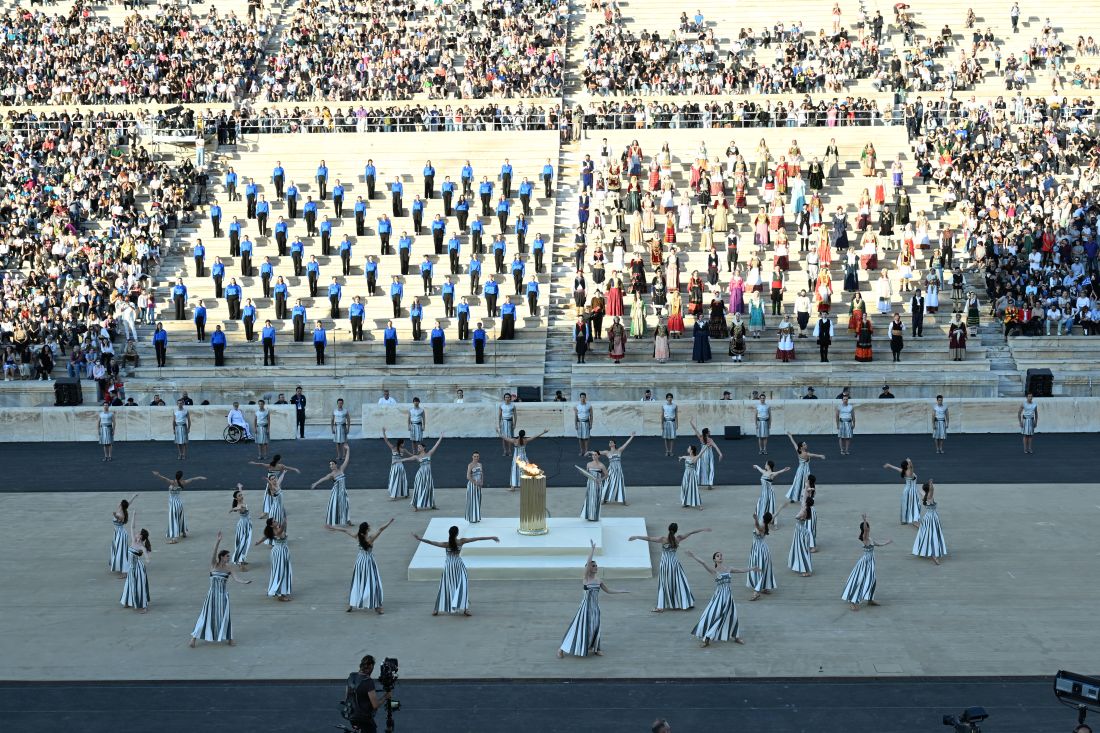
top-left (408, 407), bottom-right (425, 443)
top-left (110, 519), bottom-right (128, 573)
top-left (679, 456), bottom-right (701, 508)
top-left (932, 404), bottom-right (948, 439)
top-left (465, 465), bottom-right (483, 523)
top-left (756, 475), bottom-right (776, 520)
top-left (326, 472), bottom-right (350, 526)
top-left (434, 549), bottom-right (469, 613)
top-left (559, 581), bottom-right (602, 657)
top-left (602, 453), bottom-right (626, 504)
top-left (662, 403), bottom-right (677, 439)
top-left (582, 468), bottom-right (603, 521)
top-left (1020, 402), bottom-right (1037, 435)
top-left (788, 518), bottom-right (813, 574)
top-left (388, 451), bottom-right (409, 498)
top-left (806, 505), bottom-right (818, 549)
top-left (267, 537), bottom-right (293, 597)
top-left (166, 486), bottom-right (186, 540)
top-left (575, 404), bottom-right (592, 439)
top-left (120, 547), bottom-right (149, 609)
top-left (746, 530), bottom-right (776, 592)
top-left (785, 456), bottom-right (811, 502)
top-left (755, 403), bottom-right (771, 438)
top-left (267, 489), bottom-right (286, 525)
top-left (837, 404), bottom-right (854, 439)
top-left (411, 456), bottom-right (436, 509)
top-left (349, 545), bottom-right (384, 609)
top-left (913, 501), bottom-right (947, 558)
top-left (695, 442), bottom-right (716, 486)
top-left (691, 572), bottom-right (738, 642)
top-left (262, 470), bottom-right (280, 514)
top-left (900, 476), bottom-right (921, 524)
top-left (333, 409), bottom-right (349, 444)
top-left (232, 509), bottom-right (252, 565)
top-left (656, 544), bottom-right (695, 610)
top-left (255, 410), bottom-right (270, 445)
top-left (841, 545), bottom-right (877, 604)
top-left (500, 403), bottom-right (516, 438)
top-left (191, 571), bottom-right (232, 642)
top-left (174, 410), bottom-right (189, 444)
top-left (509, 444), bottom-right (528, 489)
top-left (99, 412), bottom-right (114, 445)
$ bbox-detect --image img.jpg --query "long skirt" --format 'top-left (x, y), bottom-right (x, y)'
top-left (746, 533), bottom-right (777, 592)
top-left (691, 575), bottom-right (738, 642)
top-left (465, 482), bottom-right (482, 523)
top-left (558, 584), bottom-right (602, 656)
top-left (434, 552), bottom-right (469, 613)
top-left (656, 547), bottom-right (695, 610)
top-left (349, 549), bottom-right (384, 609)
top-left (190, 573), bottom-right (232, 642)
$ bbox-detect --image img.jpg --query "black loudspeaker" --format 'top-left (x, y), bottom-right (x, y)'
top-left (54, 377), bottom-right (83, 406)
top-left (516, 386), bottom-right (542, 402)
top-left (1025, 368), bottom-right (1053, 397)
top-left (723, 425), bottom-right (742, 440)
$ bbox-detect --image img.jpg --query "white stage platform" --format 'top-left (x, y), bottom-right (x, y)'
top-left (408, 517), bottom-right (654, 580)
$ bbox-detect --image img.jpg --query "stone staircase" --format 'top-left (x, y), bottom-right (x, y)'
top-left (979, 323), bottom-right (1025, 397)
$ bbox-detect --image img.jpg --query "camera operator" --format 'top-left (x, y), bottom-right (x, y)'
top-left (347, 655), bottom-right (392, 732)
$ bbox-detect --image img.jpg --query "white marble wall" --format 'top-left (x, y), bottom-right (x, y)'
top-left (0, 405), bottom-right (295, 443)
top-left (360, 398), bottom-right (1098, 438)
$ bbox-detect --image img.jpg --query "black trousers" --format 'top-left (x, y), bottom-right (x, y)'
top-left (195, 317), bottom-right (206, 341)
top-left (213, 344), bottom-right (225, 366)
top-left (385, 340), bottom-right (396, 364)
top-left (263, 338), bottom-right (276, 365)
top-left (367, 272), bottom-right (377, 295)
top-left (474, 339), bottom-right (485, 363)
top-left (317, 176), bottom-right (327, 200)
top-left (243, 316), bottom-right (255, 341)
top-left (528, 292), bottom-right (538, 316)
top-left (443, 294), bottom-right (454, 317)
top-left (257, 213), bottom-right (268, 236)
top-left (366, 176), bottom-right (376, 199)
top-left (424, 176), bottom-right (434, 199)
top-left (308, 273), bottom-right (318, 297)
top-left (214, 275), bottom-right (224, 298)
top-left (520, 194), bottom-right (531, 217)
top-left (411, 318), bottom-right (422, 340)
top-left (229, 232), bottom-right (240, 256)
top-left (273, 175), bottom-right (284, 199)
top-left (543, 174), bottom-right (553, 197)
top-left (306, 213), bottom-right (317, 237)
top-left (241, 252), bottom-right (252, 276)
top-left (486, 294), bottom-right (498, 317)
top-left (819, 343), bottom-right (830, 362)
top-left (211, 216), bottom-right (221, 238)
top-left (392, 195), bottom-right (402, 217)
top-left (276, 233), bottom-right (287, 255)
top-left (330, 295), bottom-right (340, 318)
top-left (288, 197), bottom-right (298, 218)
top-left (912, 317), bottom-right (923, 337)
top-left (443, 192), bottom-right (453, 216)
top-left (155, 342), bottom-right (167, 366)
top-left (174, 294), bottom-right (185, 319)
top-left (296, 412), bottom-right (306, 438)
top-left (413, 212), bottom-right (423, 235)
top-left (315, 342), bottom-right (326, 365)
top-left (293, 316), bottom-right (305, 342)
top-left (534, 249), bottom-right (544, 272)
top-left (431, 337), bottom-right (444, 364)
top-left (379, 233), bottom-right (390, 255)
top-left (458, 313), bottom-right (469, 339)
top-left (351, 316), bottom-right (363, 341)
top-left (399, 250), bottom-right (410, 275)
top-left (262, 274), bottom-right (271, 298)
top-left (194, 256), bottom-right (205, 277)
top-left (275, 293), bottom-right (287, 319)
top-left (457, 210), bottom-right (469, 231)
top-left (246, 194), bottom-right (257, 218)
top-left (449, 250), bottom-right (460, 274)
top-left (228, 296), bottom-right (241, 320)
top-left (334, 195), bottom-right (343, 217)
top-left (356, 211), bottom-right (365, 235)
top-left (341, 250), bottom-right (351, 275)
top-left (392, 296), bottom-right (401, 318)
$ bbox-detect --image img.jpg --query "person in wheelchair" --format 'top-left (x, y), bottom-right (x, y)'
top-left (227, 402), bottom-right (254, 441)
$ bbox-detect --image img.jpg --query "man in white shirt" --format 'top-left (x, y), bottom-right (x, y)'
top-left (1045, 304), bottom-right (1064, 335)
top-left (377, 389), bottom-right (397, 406)
top-left (227, 401), bottom-right (253, 439)
top-left (640, 389), bottom-right (655, 402)
top-left (454, 389), bottom-right (464, 403)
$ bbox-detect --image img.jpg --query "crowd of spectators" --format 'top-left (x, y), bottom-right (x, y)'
top-left (261, 0), bottom-right (566, 102)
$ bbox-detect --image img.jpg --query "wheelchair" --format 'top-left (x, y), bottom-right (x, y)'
top-left (223, 424), bottom-right (248, 444)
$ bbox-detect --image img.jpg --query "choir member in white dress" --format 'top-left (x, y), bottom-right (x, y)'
top-left (752, 395), bottom-right (772, 454)
top-left (883, 459), bottom-right (921, 526)
top-left (465, 453), bottom-right (484, 523)
top-left (931, 395), bottom-right (949, 454)
top-left (258, 519), bottom-right (293, 601)
top-left (689, 420), bottom-right (724, 491)
top-left (785, 434), bottom-right (825, 503)
top-left (557, 540), bottom-right (631, 658)
top-left (574, 394), bottom-right (595, 456)
top-left (747, 512), bottom-right (777, 600)
top-left (413, 526), bottom-right (500, 616)
top-left (327, 518), bottom-right (395, 613)
top-left (835, 395), bottom-right (856, 455)
top-left (499, 393), bottom-right (518, 456)
top-left (151, 470), bottom-right (206, 544)
top-left (189, 532), bottom-right (252, 647)
top-left (331, 398), bottom-right (351, 459)
top-left (842, 514), bottom-right (893, 611)
top-left (500, 429), bottom-right (549, 491)
top-left (229, 484), bottom-right (252, 570)
top-left (97, 404), bottom-right (115, 461)
top-left (575, 453), bottom-right (607, 521)
top-left (661, 393), bottom-right (678, 456)
top-left (1018, 393), bottom-right (1039, 454)
top-left (253, 400), bottom-right (271, 460)
top-left (407, 398), bottom-right (427, 450)
top-left (171, 400), bottom-right (191, 460)
top-left (311, 445), bottom-right (354, 527)
top-left (600, 432), bottom-right (637, 505)
top-left (686, 549), bottom-right (758, 647)
top-left (912, 480), bottom-right (948, 564)
top-left (752, 462), bottom-right (790, 527)
top-left (380, 429), bottom-right (412, 500)
top-left (110, 494), bottom-right (138, 577)
top-left (629, 524), bottom-right (710, 612)
top-left (119, 510), bottom-right (151, 613)
top-left (409, 435), bottom-right (446, 511)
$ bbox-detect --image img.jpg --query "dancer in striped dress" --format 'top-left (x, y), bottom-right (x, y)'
top-left (328, 518), bottom-right (395, 613)
top-left (785, 433), bottom-right (825, 503)
top-left (110, 494), bottom-right (137, 577)
top-left (1018, 393), bottom-right (1038, 454)
top-left (842, 514), bottom-right (893, 611)
top-left (629, 524), bottom-right (709, 612)
top-left (804, 476), bottom-right (819, 551)
top-left (413, 526), bottom-right (500, 616)
top-left (752, 462), bottom-right (790, 527)
top-left (835, 396), bottom-right (856, 455)
top-left (260, 470), bottom-right (289, 526)
top-left (332, 398), bottom-right (351, 460)
top-left (152, 470), bottom-right (206, 544)
top-left (501, 429), bottom-right (549, 491)
top-left (97, 404), bottom-right (115, 461)
top-left (171, 400), bottom-right (190, 460)
top-left (381, 430), bottom-right (411, 499)
top-left (912, 480), bottom-right (948, 564)
top-left (661, 393), bottom-right (678, 456)
top-left (686, 550), bottom-right (757, 646)
top-left (558, 540), bottom-right (631, 658)
top-left (410, 435), bottom-right (445, 511)
top-left (784, 497), bottom-right (815, 577)
top-left (189, 532), bottom-right (252, 647)
top-left (311, 445), bottom-right (354, 527)
top-left (229, 484), bottom-right (252, 569)
top-left (689, 420), bottom-right (724, 491)
top-left (747, 512), bottom-right (777, 600)
top-left (601, 432), bottom-right (636, 505)
top-left (931, 395), bottom-right (949, 454)
top-left (575, 452), bottom-right (607, 521)
top-left (258, 519), bottom-right (293, 601)
top-left (883, 459), bottom-right (920, 526)
top-left (120, 509), bottom-right (151, 613)
top-left (251, 456), bottom-right (300, 519)
top-left (407, 398), bottom-right (427, 450)
top-left (678, 445), bottom-right (707, 509)
top-left (465, 453), bottom-right (484, 523)
top-left (254, 400), bottom-right (271, 461)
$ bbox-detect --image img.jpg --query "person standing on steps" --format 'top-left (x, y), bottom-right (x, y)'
top-left (813, 313), bottom-right (832, 362)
